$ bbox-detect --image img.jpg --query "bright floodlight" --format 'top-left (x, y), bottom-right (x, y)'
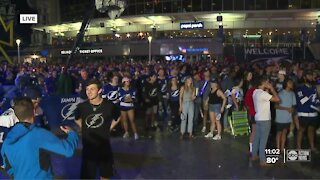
top-left (148, 36), bottom-right (152, 42)
top-left (16, 39), bottom-right (21, 46)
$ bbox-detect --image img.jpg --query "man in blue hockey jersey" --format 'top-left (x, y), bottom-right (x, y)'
top-left (0, 103), bottom-right (19, 167)
top-left (1, 97), bottom-right (78, 179)
top-left (296, 71), bottom-right (320, 152)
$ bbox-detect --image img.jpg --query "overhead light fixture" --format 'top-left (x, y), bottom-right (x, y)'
top-left (243, 34), bottom-right (262, 38)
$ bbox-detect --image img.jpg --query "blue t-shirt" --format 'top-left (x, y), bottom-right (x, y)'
top-left (276, 90), bottom-right (297, 123)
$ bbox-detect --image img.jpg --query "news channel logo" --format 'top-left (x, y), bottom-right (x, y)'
top-left (286, 149), bottom-right (311, 162)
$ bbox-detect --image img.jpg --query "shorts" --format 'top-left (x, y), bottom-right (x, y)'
top-left (120, 107), bottom-right (134, 112)
top-left (299, 116), bottom-right (318, 128)
top-left (276, 123), bottom-right (290, 132)
top-left (209, 104), bottom-right (221, 114)
top-left (146, 105), bottom-right (158, 114)
top-left (81, 158), bottom-right (115, 179)
top-left (81, 145), bottom-right (114, 178)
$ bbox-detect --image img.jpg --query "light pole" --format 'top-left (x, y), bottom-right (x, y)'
top-left (148, 36), bottom-right (152, 63)
top-left (16, 39), bottom-right (21, 64)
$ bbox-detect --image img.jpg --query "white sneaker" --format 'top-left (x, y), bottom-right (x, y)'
top-left (316, 129), bottom-right (320, 135)
top-left (201, 126), bottom-right (206, 133)
top-left (204, 132), bottom-right (213, 138)
top-left (123, 132), bottom-right (129, 138)
top-left (212, 134), bottom-right (221, 140)
top-left (288, 132), bottom-right (294, 138)
top-left (134, 133), bottom-right (139, 140)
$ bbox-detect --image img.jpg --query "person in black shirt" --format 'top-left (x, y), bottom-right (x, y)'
top-left (75, 68), bottom-right (90, 99)
top-left (143, 73), bottom-right (161, 130)
top-left (75, 79), bottom-right (120, 179)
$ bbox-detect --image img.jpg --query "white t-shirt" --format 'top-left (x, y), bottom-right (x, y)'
top-left (253, 89), bottom-right (272, 121)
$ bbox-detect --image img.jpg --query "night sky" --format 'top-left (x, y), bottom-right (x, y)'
top-left (14, 0), bottom-right (37, 44)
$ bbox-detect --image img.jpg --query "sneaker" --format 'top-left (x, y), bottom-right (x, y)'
top-left (201, 126), bottom-right (206, 133)
top-left (134, 133), bottom-right (139, 140)
top-left (288, 132), bottom-right (294, 138)
top-left (316, 128), bottom-right (320, 135)
top-left (123, 132), bottom-right (129, 138)
top-left (204, 132), bottom-right (213, 138)
top-left (212, 134), bottom-right (222, 140)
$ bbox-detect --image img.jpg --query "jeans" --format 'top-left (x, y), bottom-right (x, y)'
top-left (193, 101), bottom-right (202, 125)
top-left (252, 120), bottom-right (271, 162)
top-left (223, 108), bottom-right (230, 128)
top-left (169, 101), bottom-right (180, 128)
top-left (181, 101), bottom-right (194, 134)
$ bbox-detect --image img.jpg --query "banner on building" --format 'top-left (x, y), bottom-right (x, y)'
top-left (244, 47), bottom-right (293, 64)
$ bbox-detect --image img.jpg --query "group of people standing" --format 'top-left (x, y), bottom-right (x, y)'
top-left (0, 60), bottom-right (319, 178)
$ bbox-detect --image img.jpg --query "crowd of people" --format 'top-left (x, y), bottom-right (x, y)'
top-left (0, 59), bottom-right (319, 177)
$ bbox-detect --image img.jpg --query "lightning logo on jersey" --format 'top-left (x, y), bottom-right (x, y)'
top-left (107, 91), bottom-right (119, 101)
top-left (85, 113), bottom-right (104, 128)
top-left (171, 89), bottom-right (180, 97)
top-left (149, 88), bottom-right (158, 97)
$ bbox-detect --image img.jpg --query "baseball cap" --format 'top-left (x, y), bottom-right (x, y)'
top-left (122, 77), bottom-right (130, 83)
top-left (278, 70), bottom-right (286, 75)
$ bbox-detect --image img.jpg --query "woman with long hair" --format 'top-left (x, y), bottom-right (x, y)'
top-left (167, 77), bottom-right (180, 132)
top-left (102, 72), bottom-right (121, 131)
top-left (204, 81), bottom-right (227, 140)
top-left (119, 77), bottom-right (139, 140)
top-left (179, 76), bottom-right (196, 139)
top-left (243, 71), bottom-right (253, 95)
top-left (231, 78), bottom-right (244, 111)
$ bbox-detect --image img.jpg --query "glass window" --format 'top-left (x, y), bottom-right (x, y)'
top-left (202, 0), bottom-right (212, 11)
top-left (163, 1), bottom-right (172, 13)
top-left (128, 4), bottom-right (136, 15)
top-left (288, 0), bottom-right (301, 9)
top-left (311, 0), bottom-right (320, 8)
top-left (145, 1), bottom-right (154, 14)
top-left (256, 0), bottom-right (267, 9)
top-left (154, 1), bottom-right (162, 13)
top-left (192, 0), bottom-right (202, 11)
top-left (173, 0), bottom-right (183, 12)
top-left (278, 0), bottom-right (289, 9)
top-left (212, 0), bottom-right (222, 10)
top-left (223, 0), bottom-right (233, 10)
top-left (128, 0), bottom-right (137, 4)
top-left (234, 0), bottom-right (244, 10)
top-left (301, 0), bottom-right (311, 8)
top-left (245, 0), bottom-right (255, 9)
top-left (182, 0), bottom-right (192, 12)
top-left (136, 3), bottom-right (144, 14)
top-left (267, 0), bottom-right (278, 9)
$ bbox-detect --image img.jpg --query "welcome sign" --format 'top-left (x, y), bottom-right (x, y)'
top-left (245, 47), bottom-right (293, 64)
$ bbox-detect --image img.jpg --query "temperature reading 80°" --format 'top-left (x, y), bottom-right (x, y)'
top-left (266, 157), bottom-right (279, 164)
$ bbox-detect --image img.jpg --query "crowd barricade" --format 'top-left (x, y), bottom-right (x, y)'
top-left (40, 95), bottom-right (83, 130)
